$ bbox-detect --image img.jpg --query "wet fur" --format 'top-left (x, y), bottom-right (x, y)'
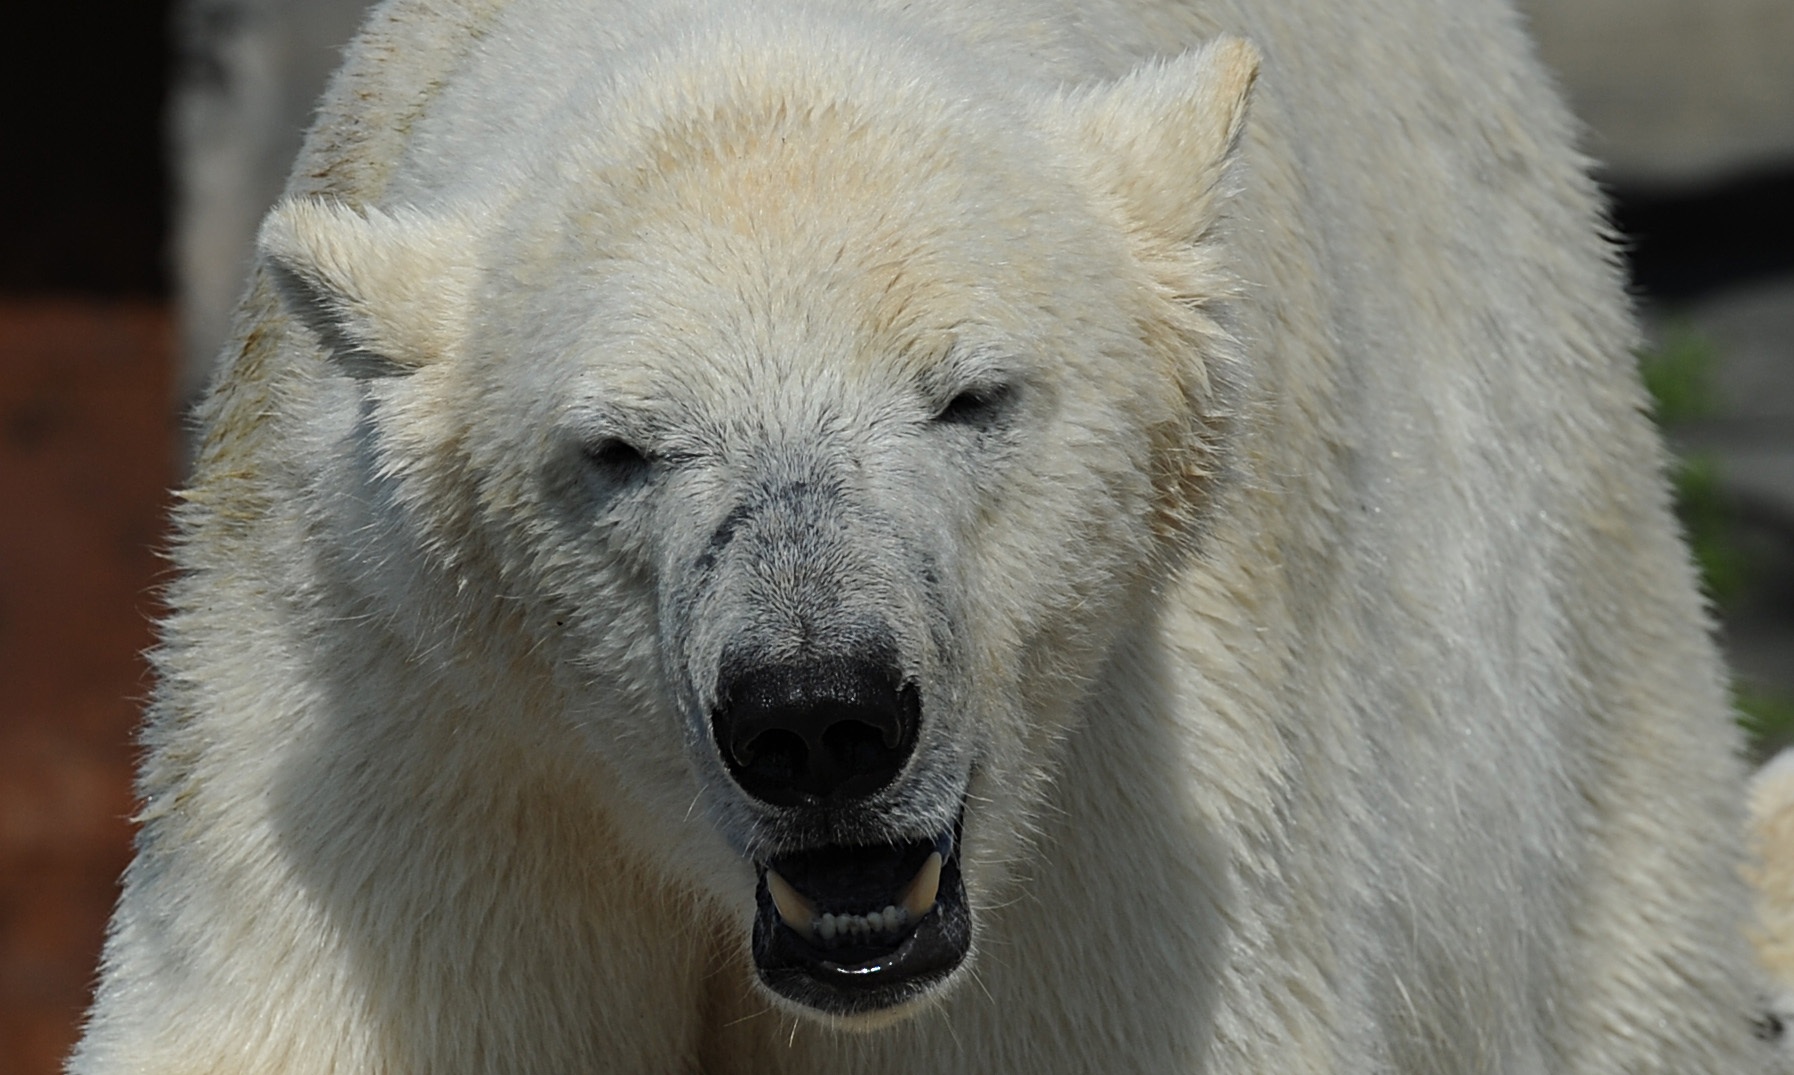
top-left (73, 0), bottom-right (1781, 1071)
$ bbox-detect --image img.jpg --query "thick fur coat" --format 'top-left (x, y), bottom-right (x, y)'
top-left (73, 0), bottom-right (1782, 1071)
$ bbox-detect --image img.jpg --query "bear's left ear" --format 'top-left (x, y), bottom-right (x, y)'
top-left (257, 197), bottom-right (481, 377)
top-left (1041, 36), bottom-right (1260, 248)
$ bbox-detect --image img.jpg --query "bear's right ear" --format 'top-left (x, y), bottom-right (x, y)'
top-left (1041, 36), bottom-right (1260, 250)
top-left (257, 197), bottom-right (480, 377)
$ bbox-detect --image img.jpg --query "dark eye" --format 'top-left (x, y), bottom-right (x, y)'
top-left (582, 437), bottom-right (651, 480)
top-left (933, 383), bottom-right (1013, 427)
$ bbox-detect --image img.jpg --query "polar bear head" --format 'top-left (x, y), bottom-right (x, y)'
top-left (259, 29), bottom-right (1256, 1022)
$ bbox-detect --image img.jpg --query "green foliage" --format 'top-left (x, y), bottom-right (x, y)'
top-left (1638, 325), bottom-right (1745, 603)
top-left (1636, 327), bottom-right (1794, 758)
top-left (1673, 454), bottom-right (1750, 606)
top-left (1738, 687), bottom-right (1794, 761)
top-left (1639, 322), bottom-right (1719, 425)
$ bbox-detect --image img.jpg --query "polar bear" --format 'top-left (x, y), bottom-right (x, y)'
top-left (1753, 751), bottom-right (1794, 1045)
top-left (71, 0), bottom-right (1782, 1071)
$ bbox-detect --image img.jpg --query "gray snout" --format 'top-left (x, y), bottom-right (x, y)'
top-left (712, 647), bottom-right (920, 807)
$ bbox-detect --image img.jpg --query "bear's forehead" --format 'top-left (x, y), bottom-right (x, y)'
top-left (561, 91), bottom-right (1075, 266)
top-left (477, 98), bottom-right (1126, 387)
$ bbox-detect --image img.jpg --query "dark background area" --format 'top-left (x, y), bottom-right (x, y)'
top-left (0, 2), bottom-right (1788, 1073)
top-left (3, 7), bottom-right (172, 295)
top-left (2, 5), bottom-right (175, 1071)
top-left (1619, 171), bottom-right (1794, 301)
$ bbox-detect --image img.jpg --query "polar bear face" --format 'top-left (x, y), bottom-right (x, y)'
top-left (260, 35), bottom-right (1255, 1021)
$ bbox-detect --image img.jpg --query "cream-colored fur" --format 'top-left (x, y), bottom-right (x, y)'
top-left (73, 0), bottom-right (1780, 1071)
top-left (1753, 749), bottom-right (1794, 1048)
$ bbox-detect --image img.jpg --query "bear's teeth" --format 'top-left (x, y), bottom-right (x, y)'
top-left (901, 851), bottom-right (943, 920)
top-left (770, 852), bottom-right (943, 946)
top-left (767, 869), bottom-right (816, 941)
top-left (815, 907), bottom-right (909, 946)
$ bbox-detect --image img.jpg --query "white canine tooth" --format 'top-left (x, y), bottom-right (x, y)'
top-left (766, 870), bottom-right (816, 941)
top-left (901, 852), bottom-right (943, 920)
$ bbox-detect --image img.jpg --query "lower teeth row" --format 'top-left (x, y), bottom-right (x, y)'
top-left (816, 905), bottom-right (909, 944)
top-left (765, 851), bottom-right (942, 946)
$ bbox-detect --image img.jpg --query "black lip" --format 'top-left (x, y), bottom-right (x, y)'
top-left (751, 820), bottom-right (970, 1016)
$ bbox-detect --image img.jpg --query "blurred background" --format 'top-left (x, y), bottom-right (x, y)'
top-left (1, 1), bottom-right (1790, 1071)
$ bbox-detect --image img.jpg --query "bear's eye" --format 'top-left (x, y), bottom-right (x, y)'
top-left (582, 437), bottom-right (652, 481)
top-left (933, 383), bottom-right (1014, 428)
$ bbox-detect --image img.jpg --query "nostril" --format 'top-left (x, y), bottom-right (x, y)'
top-left (822, 720), bottom-right (895, 779)
top-left (735, 728), bottom-right (808, 788)
top-left (712, 657), bottom-right (918, 807)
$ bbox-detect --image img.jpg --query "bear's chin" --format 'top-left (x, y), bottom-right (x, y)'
top-left (749, 823), bottom-right (971, 1019)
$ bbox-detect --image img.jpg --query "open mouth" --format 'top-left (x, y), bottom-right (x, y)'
top-left (751, 820), bottom-right (970, 1016)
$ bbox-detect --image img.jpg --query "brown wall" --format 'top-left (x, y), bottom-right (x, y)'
top-left (0, 303), bottom-right (172, 1074)
top-left (1, 4), bottom-right (172, 1067)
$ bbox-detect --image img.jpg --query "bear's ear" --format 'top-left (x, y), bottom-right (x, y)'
top-left (1043, 36), bottom-right (1259, 247)
top-left (257, 197), bottom-right (480, 377)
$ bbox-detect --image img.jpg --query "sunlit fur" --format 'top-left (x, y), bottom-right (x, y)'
top-left (1752, 749), bottom-right (1794, 1059)
top-left (71, 0), bottom-right (1781, 1072)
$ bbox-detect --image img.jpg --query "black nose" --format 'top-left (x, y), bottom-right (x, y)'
top-left (712, 655), bottom-right (920, 807)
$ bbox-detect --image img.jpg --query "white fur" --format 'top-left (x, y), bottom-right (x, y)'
top-left (1752, 748), bottom-right (1794, 1052)
top-left (74, 0), bottom-right (1780, 1071)
top-left (259, 200), bottom-right (482, 373)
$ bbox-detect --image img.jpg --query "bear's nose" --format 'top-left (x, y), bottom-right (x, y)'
top-left (712, 655), bottom-right (919, 807)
